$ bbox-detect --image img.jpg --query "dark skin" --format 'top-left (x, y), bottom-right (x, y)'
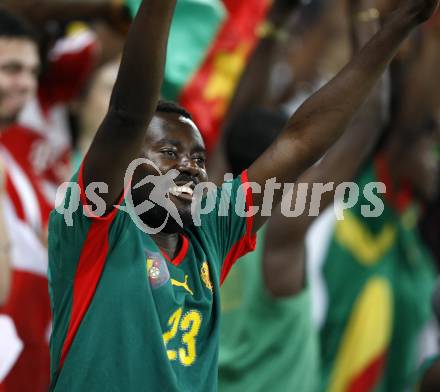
top-left (374, 14), bottom-right (440, 203)
top-left (247, 1), bottom-right (438, 233)
top-left (135, 112), bottom-right (207, 258)
top-left (82, 0), bottom-right (439, 259)
top-left (388, 29), bottom-right (440, 147)
top-left (211, 0), bottom-right (389, 296)
top-left (421, 282), bottom-right (440, 391)
top-left (421, 360), bottom-right (440, 391)
top-left (265, 0), bottom-right (390, 296)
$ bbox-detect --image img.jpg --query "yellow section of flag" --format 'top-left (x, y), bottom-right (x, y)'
top-left (335, 211), bottom-right (396, 266)
top-left (328, 277), bottom-right (393, 392)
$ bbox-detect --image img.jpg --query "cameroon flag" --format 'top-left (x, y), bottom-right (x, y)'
top-left (127, 0), bottom-right (226, 102)
top-left (126, 0), bottom-right (271, 152)
top-left (320, 159), bottom-right (436, 392)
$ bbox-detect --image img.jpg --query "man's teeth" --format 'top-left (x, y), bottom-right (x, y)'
top-left (169, 186), bottom-right (194, 196)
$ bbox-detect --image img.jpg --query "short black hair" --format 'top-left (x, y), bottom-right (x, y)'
top-left (156, 100), bottom-right (192, 120)
top-left (225, 107), bottom-right (288, 177)
top-left (0, 8), bottom-right (38, 43)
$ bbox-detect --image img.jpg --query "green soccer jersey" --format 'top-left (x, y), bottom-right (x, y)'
top-left (48, 167), bottom-right (256, 391)
top-left (319, 162), bottom-right (436, 392)
top-left (219, 227), bottom-right (320, 392)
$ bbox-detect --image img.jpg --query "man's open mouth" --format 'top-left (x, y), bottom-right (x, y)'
top-left (169, 185), bottom-right (194, 197)
top-left (169, 182), bottom-right (195, 202)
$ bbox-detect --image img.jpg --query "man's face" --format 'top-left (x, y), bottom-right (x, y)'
top-left (0, 38), bottom-right (39, 126)
top-left (132, 111), bottom-right (208, 232)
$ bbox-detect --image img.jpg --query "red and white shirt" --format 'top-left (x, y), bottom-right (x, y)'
top-left (0, 28), bottom-right (97, 391)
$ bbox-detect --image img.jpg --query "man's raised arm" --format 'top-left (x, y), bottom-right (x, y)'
top-left (82, 0), bottom-right (176, 207)
top-left (248, 0), bottom-right (439, 233)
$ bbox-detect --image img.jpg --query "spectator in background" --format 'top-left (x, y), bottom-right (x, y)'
top-left (0, 9), bottom-right (40, 391)
top-left (0, 3), bottom-right (129, 391)
top-left (214, 0), bottom-right (389, 390)
top-left (46, 0), bottom-right (440, 389)
top-left (417, 13), bottom-right (440, 269)
top-left (71, 58), bottom-right (120, 171)
top-left (0, 158), bottom-right (21, 392)
top-left (0, 9), bottom-right (39, 131)
top-left (0, 6), bottom-right (39, 311)
top-left (319, 15), bottom-right (440, 391)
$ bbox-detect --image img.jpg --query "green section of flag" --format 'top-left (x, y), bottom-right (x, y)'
top-left (126, 0), bottom-right (225, 101)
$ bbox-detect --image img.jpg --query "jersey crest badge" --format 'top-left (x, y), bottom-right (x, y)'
top-left (201, 261), bottom-right (213, 292)
top-left (146, 252), bottom-right (170, 289)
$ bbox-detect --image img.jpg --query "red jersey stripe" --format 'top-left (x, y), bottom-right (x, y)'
top-left (160, 235), bottom-right (189, 266)
top-left (170, 235), bottom-right (189, 266)
top-left (59, 218), bottom-right (112, 368)
top-left (59, 163), bottom-right (121, 368)
top-left (220, 170), bottom-right (256, 285)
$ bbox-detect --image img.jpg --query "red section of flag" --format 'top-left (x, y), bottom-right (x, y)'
top-left (179, 0), bottom-right (271, 153)
top-left (348, 351), bottom-right (388, 392)
top-left (374, 155), bottom-right (413, 213)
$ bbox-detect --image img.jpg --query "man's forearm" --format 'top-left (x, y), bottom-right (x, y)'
top-left (82, 0), bottom-right (176, 204)
top-left (265, 5), bottom-right (389, 243)
top-left (282, 10), bottom-right (412, 167)
top-left (248, 1), bottom-right (439, 233)
top-left (108, 0), bottom-right (175, 122)
top-left (310, 0), bottom-right (388, 189)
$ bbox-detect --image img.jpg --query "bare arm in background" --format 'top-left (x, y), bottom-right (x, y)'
top-left (264, 0), bottom-right (391, 296)
top-left (247, 0), bottom-right (439, 234)
top-left (213, 0), bottom-right (390, 296)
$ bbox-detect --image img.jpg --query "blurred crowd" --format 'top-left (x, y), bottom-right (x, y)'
top-left (0, 0), bottom-right (439, 391)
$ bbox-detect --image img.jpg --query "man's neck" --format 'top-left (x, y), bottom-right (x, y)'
top-left (151, 232), bottom-right (180, 259)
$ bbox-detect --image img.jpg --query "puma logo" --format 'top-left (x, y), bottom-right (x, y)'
top-left (171, 275), bottom-right (194, 296)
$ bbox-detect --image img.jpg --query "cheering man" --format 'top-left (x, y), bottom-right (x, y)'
top-left (48, 0), bottom-right (439, 390)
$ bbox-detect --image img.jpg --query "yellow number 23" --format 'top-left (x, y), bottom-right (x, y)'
top-left (162, 308), bottom-right (202, 366)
